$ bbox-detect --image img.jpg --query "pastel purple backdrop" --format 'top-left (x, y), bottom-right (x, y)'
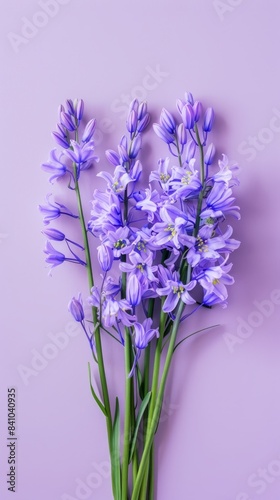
top-left (1, 1), bottom-right (280, 499)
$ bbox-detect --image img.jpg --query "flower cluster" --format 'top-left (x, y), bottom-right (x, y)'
top-left (40, 94), bottom-right (240, 368)
top-left (40, 93), bottom-right (240, 500)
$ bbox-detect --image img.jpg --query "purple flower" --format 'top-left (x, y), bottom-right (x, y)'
top-left (194, 259), bottom-right (234, 306)
top-left (182, 226), bottom-right (227, 267)
top-left (212, 154), bottom-right (240, 187)
top-left (103, 227), bottom-right (133, 258)
top-left (202, 182), bottom-right (240, 220)
top-left (126, 274), bottom-right (142, 307)
top-left (41, 149), bottom-right (68, 183)
top-left (105, 149), bottom-right (120, 166)
top-left (44, 241), bottom-right (86, 271)
top-left (156, 272), bottom-right (196, 312)
top-left (137, 113), bottom-right (150, 133)
top-left (97, 244), bottom-right (114, 272)
top-left (42, 228), bottom-right (65, 241)
top-left (126, 109), bottom-right (138, 134)
top-left (89, 190), bottom-right (123, 237)
top-left (137, 101), bottom-right (147, 120)
top-left (44, 241), bottom-right (65, 269)
top-left (152, 205), bottom-right (189, 250)
top-left (170, 159), bottom-right (202, 200)
top-left (149, 157), bottom-right (174, 194)
top-left (160, 108), bottom-right (176, 134)
top-left (153, 124), bottom-right (175, 144)
top-left (82, 119), bottom-right (96, 143)
top-left (52, 131), bottom-right (70, 149)
top-left (203, 108), bottom-right (215, 132)
top-left (204, 143), bottom-right (215, 166)
top-left (129, 134), bottom-right (142, 159)
top-left (76, 99), bottom-right (84, 122)
top-left (60, 111), bottom-right (76, 131)
top-left (66, 99), bottom-right (75, 116)
top-left (64, 140), bottom-right (99, 173)
top-left (193, 101), bottom-right (202, 122)
top-left (185, 139), bottom-right (196, 163)
top-left (39, 195), bottom-right (78, 225)
top-left (68, 293), bottom-right (85, 322)
top-left (177, 123), bottom-right (187, 146)
top-left (135, 186), bottom-right (161, 222)
top-left (89, 286), bottom-right (135, 330)
top-left (129, 319), bottom-right (159, 377)
top-left (119, 251), bottom-right (158, 285)
top-left (182, 104), bottom-right (195, 130)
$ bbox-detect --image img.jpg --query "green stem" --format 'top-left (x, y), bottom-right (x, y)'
top-left (122, 330), bottom-right (132, 500)
top-left (74, 169), bottom-right (113, 465)
top-left (131, 300), bottom-right (186, 500)
top-left (139, 307), bottom-right (166, 499)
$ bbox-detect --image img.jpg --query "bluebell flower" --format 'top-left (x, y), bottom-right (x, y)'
top-left (193, 101), bottom-right (202, 122)
top-left (156, 271), bottom-right (196, 312)
top-left (160, 108), bottom-right (177, 134)
top-left (68, 293), bottom-right (85, 322)
top-left (177, 123), bottom-right (187, 146)
top-left (97, 244), bottom-right (114, 272)
top-left (152, 205), bottom-right (189, 250)
top-left (103, 227), bottom-right (133, 258)
top-left (212, 154), bottom-right (240, 187)
top-left (194, 259), bottom-right (234, 306)
top-left (182, 104), bottom-right (195, 130)
top-left (39, 195), bottom-right (79, 225)
top-left (149, 158), bottom-right (175, 194)
top-left (204, 143), bottom-right (215, 166)
top-left (137, 113), bottom-right (150, 133)
top-left (41, 149), bottom-right (68, 183)
top-left (135, 186), bottom-right (161, 222)
top-left (119, 251), bottom-right (158, 285)
top-left (44, 241), bottom-right (86, 271)
top-left (170, 159), bottom-right (202, 200)
top-left (203, 108), bottom-right (215, 132)
top-left (89, 286), bottom-right (135, 330)
top-left (129, 135), bottom-right (142, 159)
top-left (64, 139), bottom-right (99, 175)
top-left (60, 111), bottom-right (76, 131)
top-left (202, 183), bottom-right (240, 220)
top-left (126, 273), bottom-right (142, 307)
top-left (126, 109), bottom-right (138, 134)
top-left (129, 319), bottom-right (159, 377)
top-left (52, 131), bottom-right (70, 149)
top-left (105, 149), bottom-right (121, 167)
top-left (153, 124), bottom-right (175, 144)
top-left (89, 190), bottom-right (123, 237)
top-left (82, 119), bottom-right (96, 143)
top-left (185, 139), bottom-right (196, 163)
top-left (42, 228), bottom-right (65, 241)
top-left (182, 225), bottom-right (235, 267)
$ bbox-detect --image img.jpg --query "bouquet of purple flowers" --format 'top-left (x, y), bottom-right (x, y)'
top-left (39, 92), bottom-right (240, 500)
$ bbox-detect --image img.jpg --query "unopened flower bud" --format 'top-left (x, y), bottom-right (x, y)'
top-left (68, 295), bottom-right (84, 322)
top-left (177, 123), bottom-right (187, 145)
top-left (160, 108), bottom-right (176, 134)
top-left (82, 119), bottom-right (96, 143)
top-left (204, 143), bottom-right (215, 165)
top-left (182, 104), bottom-right (195, 130)
top-left (203, 108), bottom-right (215, 132)
top-left (129, 135), bottom-right (142, 159)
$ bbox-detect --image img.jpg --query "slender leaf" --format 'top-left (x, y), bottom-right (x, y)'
top-left (88, 363), bottom-right (107, 416)
top-left (129, 391), bottom-right (151, 463)
top-left (173, 324), bottom-right (220, 352)
top-left (111, 397), bottom-right (122, 499)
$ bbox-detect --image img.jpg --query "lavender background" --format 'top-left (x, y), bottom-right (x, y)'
top-left (1, 1), bottom-right (280, 499)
